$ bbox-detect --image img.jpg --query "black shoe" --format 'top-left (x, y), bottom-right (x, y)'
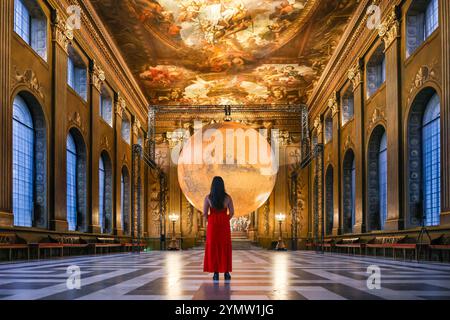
top-left (213, 273), bottom-right (219, 281)
top-left (224, 272), bottom-right (231, 281)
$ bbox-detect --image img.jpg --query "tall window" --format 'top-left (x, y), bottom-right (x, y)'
top-left (351, 158), bottom-right (356, 227)
top-left (366, 44), bottom-right (386, 98)
top-left (341, 88), bottom-right (354, 125)
top-left (121, 114), bottom-right (131, 144)
top-left (324, 116), bottom-right (333, 143)
top-left (100, 88), bottom-right (113, 126)
top-left (422, 93), bottom-right (441, 226)
top-left (14, 0), bottom-right (47, 60)
top-left (407, 0), bottom-right (439, 57)
top-left (13, 96), bottom-right (34, 227)
top-left (343, 150), bottom-right (355, 234)
top-left (379, 132), bottom-right (388, 229)
top-left (66, 134), bottom-right (78, 231)
top-left (325, 166), bottom-right (334, 235)
top-left (99, 157), bottom-right (106, 232)
top-left (67, 47), bottom-right (87, 101)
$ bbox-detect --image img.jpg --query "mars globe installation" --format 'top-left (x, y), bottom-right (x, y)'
top-left (177, 122), bottom-right (278, 217)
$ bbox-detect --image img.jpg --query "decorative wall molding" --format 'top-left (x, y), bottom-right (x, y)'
top-left (377, 5), bottom-right (400, 50)
top-left (367, 107), bottom-right (386, 134)
top-left (12, 67), bottom-right (45, 101)
top-left (100, 136), bottom-right (110, 152)
top-left (343, 135), bottom-right (354, 151)
top-left (68, 111), bottom-right (87, 135)
top-left (328, 91), bottom-right (339, 117)
top-left (115, 93), bottom-right (127, 118)
top-left (52, 9), bottom-right (73, 53)
top-left (407, 62), bottom-right (439, 105)
top-left (133, 119), bottom-right (141, 136)
top-left (91, 61), bottom-right (105, 91)
top-left (348, 61), bottom-right (363, 91)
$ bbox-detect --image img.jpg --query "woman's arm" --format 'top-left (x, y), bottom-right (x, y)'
top-left (203, 196), bottom-right (210, 219)
top-left (227, 196), bottom-right (235, 219)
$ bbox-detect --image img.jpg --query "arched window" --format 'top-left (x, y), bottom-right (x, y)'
top-left (121, 114), bottom-right (131, 144)
top-left (66, 134), bottom-right (77, 231)
top-left (100, 87), bottom-right (113, 126)
top-left (367, 127), bottom-right (387, 231)
top-left (99, 157), bottom-right (105, 232)
top-left (66, 130), bottom-right (87, 232)
top-left (121, 167), bottom-right (130, 235)
top-left (12, 96), bottom-right (34, 227)
top-left (407, 89), bottom-right (441, 227)
top-left (422, 93), bottom-right (441, 226)
top-left (341, 88), bottom-right (354, 125)
top-left (366, 44), bottom-right (386, 99)
top-left (325, 166), bottom-right (334, 235)
top-left (324, 115), bottom-right (333, 143)
top-left (14, 0), bottom-right (47, 60)
top-left (67, 46), bottom-right (87, 101)
top-left (379, 132), bottom-right (388, 228)
top-left (99, 152), bottom-right (113, 233)
top-left (406, 0), bottom-right (439, 57)
top-left (343, 150), bottom-right (355, 234)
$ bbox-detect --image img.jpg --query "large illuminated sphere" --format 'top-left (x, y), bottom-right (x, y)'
top-left (177, 122), bottom-right (277, 217)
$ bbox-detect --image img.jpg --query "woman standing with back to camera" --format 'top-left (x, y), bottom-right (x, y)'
top-left (203, 176), bottom-right (234, 281)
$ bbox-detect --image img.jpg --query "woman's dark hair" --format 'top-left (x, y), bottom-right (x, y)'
top-left (209, 176), bottom-right (227, 210)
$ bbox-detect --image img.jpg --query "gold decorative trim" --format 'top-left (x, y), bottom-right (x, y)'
top-left (52, 9), bottom-right (73, 53)
top-left (407, 62), bottom-right (439, 105)
top-left (12, 67), bottom-right (45, 101)
top-left (91, 60), bottom-right (105, 92)
top-left (328, 91), bottom-right (339, 117)
top-left (68, 111), bottom-right (87, 135)
top-left (100, 136), bottom-right (110, 151)
top-left (348, 62), bottom-right (363, 91)
top-left (377, 6), bottom-right (400, 50)
top-left (367, 108), bottom-right (386, 134)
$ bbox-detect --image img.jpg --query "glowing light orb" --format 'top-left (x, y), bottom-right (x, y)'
top-left (177, 122), bottom-right (277, 217)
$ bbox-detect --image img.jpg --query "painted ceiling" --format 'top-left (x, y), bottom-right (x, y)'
top-left (90, 0), bottom-right (360, 106)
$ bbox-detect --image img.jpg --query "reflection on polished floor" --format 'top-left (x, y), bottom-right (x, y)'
top-left (1, 250), bottom-right (450, 300)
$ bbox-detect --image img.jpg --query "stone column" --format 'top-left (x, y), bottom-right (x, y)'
top-left (0, 0), bottom-right (13, 227)
top-left (90, 61), bottom-right (105, 233)
top-left (348, 59), bottom-right (365, 233)
top-left (440, 0), bottom-right (450, 224)
top-left (329, 93), bottom-right (341, 235)
top-left (378, 6), bottom-right (403, 230)
top-left (50, 9), bottom-right (72, 232)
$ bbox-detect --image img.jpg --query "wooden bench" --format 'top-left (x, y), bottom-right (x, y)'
top-left (89, 237), bottom-right (122, 255)
top-left (319, 239), bottom-right (335, 252)
top-left (29, 236), bottom-right (65, 260)
top-left (0, 233), bottom-right (29, 261)
top-left (365, 236), bottom-right (419, 260)
top-left (52, 236), bottom-right (89, 257)
top-left (121, 241), bottom-right (147, 252)
top-left (429, 235), bottom-right (450, 262)
top-left (335, 238), bottom-right (364, 255)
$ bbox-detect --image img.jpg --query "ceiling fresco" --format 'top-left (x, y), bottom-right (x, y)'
top-left (90, 0), bottom-right (360, 105)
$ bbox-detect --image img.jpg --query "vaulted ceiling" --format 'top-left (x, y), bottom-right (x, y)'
top-left (90, 0), bottom-right (360, 106)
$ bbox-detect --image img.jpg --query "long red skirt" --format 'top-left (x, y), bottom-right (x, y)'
top-left (203, 208), bottom-right (232, 273)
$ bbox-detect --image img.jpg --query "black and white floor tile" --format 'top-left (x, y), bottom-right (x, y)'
top-left (0, 250), bottom-right (450, 300)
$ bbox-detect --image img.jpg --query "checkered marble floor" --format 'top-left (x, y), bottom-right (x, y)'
top-left (1, 250), bottom-right (450, 300)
